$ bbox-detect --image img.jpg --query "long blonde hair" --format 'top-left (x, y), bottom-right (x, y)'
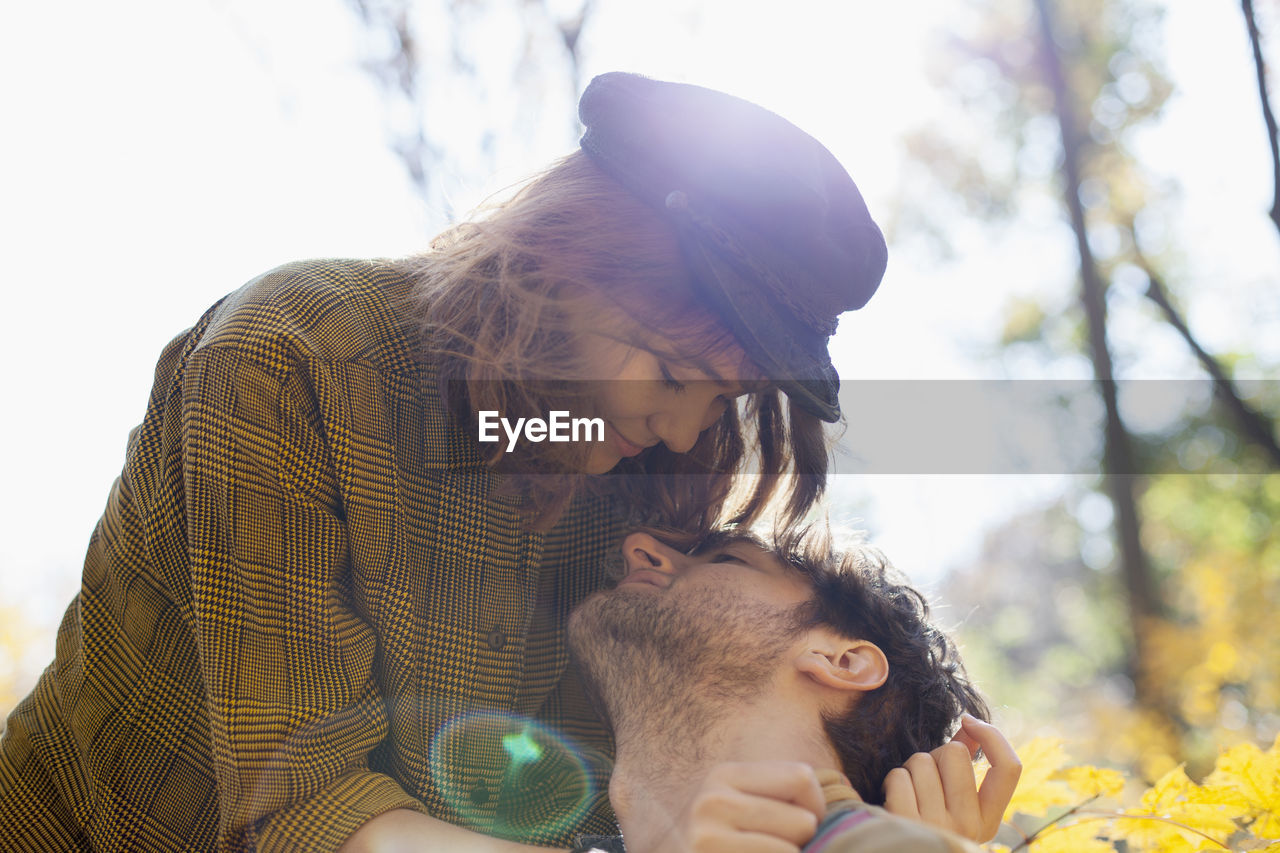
top-left (397, 151), bottom-right (828, 532)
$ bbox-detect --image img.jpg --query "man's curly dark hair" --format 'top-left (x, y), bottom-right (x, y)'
top-left (776, 526), bottom-right (989, 804)
top-left (663, 525), bottom-right (989, 805)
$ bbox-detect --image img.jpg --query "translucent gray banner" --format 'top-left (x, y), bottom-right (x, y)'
top-left (831, 379), bottom-right (1274, 475)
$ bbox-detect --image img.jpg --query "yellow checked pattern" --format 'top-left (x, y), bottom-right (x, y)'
top-left (0, 259), bottom-right (626, 852)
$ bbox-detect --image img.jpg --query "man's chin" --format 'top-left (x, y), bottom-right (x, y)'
top-left (568, 588), bottom-right (653, 649)
top-left (567, 588), bottom-right (668, 679)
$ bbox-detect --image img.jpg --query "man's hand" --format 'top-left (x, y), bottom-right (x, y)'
top-left (882, 714), bottom-right (1022, 842)
top-left (669, 761), bottom-right (826, 853)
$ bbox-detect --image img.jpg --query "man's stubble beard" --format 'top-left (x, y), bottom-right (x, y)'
top-left (567, 584), bottom-right (802, 761)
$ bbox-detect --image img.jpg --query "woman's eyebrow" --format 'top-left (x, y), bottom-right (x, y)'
top-left (666, 359), bottom-right (732, 386)
top-left (673, 354), bottom-right (768, 392)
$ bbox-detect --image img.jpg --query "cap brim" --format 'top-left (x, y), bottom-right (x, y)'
top-left (680, 237), bottom-right (842, 423)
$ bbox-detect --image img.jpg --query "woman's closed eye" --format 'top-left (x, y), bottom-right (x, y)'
top-left (659, 363), bottom-right (686, 393)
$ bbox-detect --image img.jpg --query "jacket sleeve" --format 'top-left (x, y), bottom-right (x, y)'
top-left (807, 804), bottom-right (989, 853)
top-left (179, 341), bottom-right (424, 852)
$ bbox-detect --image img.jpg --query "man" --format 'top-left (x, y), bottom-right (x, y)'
top-left (566, 528), bottom-right (1022, 853)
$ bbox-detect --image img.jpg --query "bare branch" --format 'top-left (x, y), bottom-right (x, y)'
top-left (545, 0), bottom-right (596, 129)
top-left (1242, 0), bottom-right (1280, 236)
top-left (1135, 258), bottom-right (1280, 468)
top-left (347, 0), bottom-right (591, 207)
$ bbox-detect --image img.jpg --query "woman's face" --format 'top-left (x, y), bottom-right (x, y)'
top-left (576, 330), bottom-right (754, 474)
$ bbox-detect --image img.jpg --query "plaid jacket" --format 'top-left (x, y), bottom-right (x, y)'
top-left (0, 259), bottom-right (626, 851)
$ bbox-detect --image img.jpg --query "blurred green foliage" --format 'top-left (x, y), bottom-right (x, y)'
top-left (903, 0), bottom-right (1279, 800)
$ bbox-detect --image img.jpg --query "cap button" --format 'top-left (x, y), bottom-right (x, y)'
top-left (664, 190), bottom-right (688, 211)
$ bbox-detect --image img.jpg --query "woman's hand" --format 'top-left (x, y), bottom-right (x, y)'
top-left (882, 714), bottom-right (1022, 842)
top-left (665, 761), bottom-right (826, 853)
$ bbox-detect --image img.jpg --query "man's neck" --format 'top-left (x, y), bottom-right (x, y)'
top-left (607, 691), bottom-right (840, 853)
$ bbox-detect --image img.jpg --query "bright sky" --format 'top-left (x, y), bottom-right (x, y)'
top-left (1, 0), bottom-right (1276, 703)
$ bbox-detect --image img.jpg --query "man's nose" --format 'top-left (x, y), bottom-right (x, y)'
top-left (620, 531), bottom-right (685, 574)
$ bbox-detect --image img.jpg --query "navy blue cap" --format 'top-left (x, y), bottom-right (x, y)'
top-left (578, 72), bottom-right (888, 422)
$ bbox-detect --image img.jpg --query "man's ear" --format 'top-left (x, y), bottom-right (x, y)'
top-left (794, 631), bottom-right (889, 694)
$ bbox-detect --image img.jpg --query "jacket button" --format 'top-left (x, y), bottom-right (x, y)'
top-left (486, 628), bottom-right (506, 651)
top-left (470, 782), bottom-right (490, 805)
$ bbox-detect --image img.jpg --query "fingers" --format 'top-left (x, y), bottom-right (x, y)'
top-left (959, 715), bottom-right (1022, 838)
top-left (683, 762), bottom-right (825, 852)
top-left (880, 718), bottom-right (1024, 843)
top-left (885, 746), bottom-right (983, 840)
top-left (902, 751), bottom-right (950, 828)
top-left (933, 741), bottom-right (982, 839)
top-left (696, 793), bottom-right (819, 845)
top-left (704, 761), bottom-right (826, 822)
top-left (694, 834), bottom-right (801, 853)
top-left (958, 714), bottom-right (1018, 769)
top-left (883, 766), bottom-right (919, 819)
top-left (949, 726), bottom-right (981, 760)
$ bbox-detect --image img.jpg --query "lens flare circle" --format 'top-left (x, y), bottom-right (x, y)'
top-left (429, 709), bottom-right (597, 840)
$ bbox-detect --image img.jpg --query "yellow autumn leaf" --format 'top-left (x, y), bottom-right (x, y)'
top-left (1004, 737), bottom-right (1076, 820)
top-left (1202, 736), bottom-right (1280, 838)
top-left (1061, 765), bottom-right (1126, 800)
top-left (1111, 765), bottom-right (1246, 851)
top-left (1108, 815), bottom-right (1203, 853)
top-left (1028, 819), bottom-right (1116, 853)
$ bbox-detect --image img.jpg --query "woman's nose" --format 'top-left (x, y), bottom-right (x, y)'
top-left (655, 423), bottom-right (700, 455)
top-left (620, 531), bottom-right (685, 574)
top-left (651, 398), bottom-right (723, 455)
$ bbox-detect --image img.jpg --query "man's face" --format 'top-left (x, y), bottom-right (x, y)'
top-left (608, 530), bottom-right (813, 609)
top-left (567, 531), bottom-right (814, 731)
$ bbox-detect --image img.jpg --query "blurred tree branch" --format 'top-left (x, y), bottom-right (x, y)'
top-left (345, 0), bottom-right (594, 214)
top-left (902, 0), bottom-right (1280, 775)
top-left (550, 0), bottom-right (595, 99)
top-left (1032, 0), bottom-right (1158, 707)
top-left (1133, 252), bottom-right (1280, 468)
top-left (347, 0), bottom-right (441, 202)
top-left (1241, 0), bottom-right (1280, 237)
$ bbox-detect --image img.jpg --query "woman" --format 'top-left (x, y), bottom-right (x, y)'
top-left (1, 74), bottom-right (891, 850)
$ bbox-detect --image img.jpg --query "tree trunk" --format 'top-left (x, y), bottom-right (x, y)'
top-left (1032, 0), bottom-right (1160, 709)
